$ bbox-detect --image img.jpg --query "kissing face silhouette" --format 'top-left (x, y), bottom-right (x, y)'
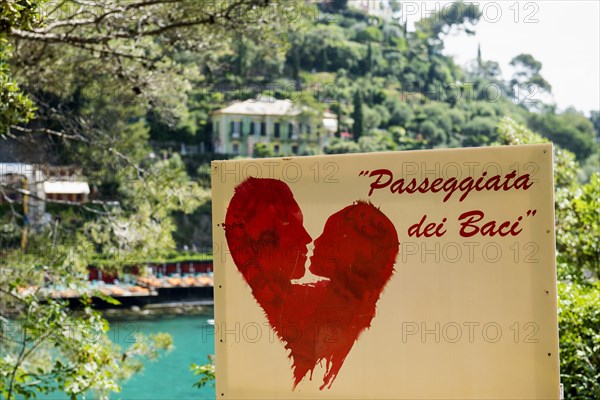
top-left (225, 177), bottom-right (399, 390)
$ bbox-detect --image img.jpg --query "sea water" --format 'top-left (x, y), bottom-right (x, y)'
top-left (32, 312), bottom-right (215, 399)
top-left (111, 313), bottom-right (216, 400)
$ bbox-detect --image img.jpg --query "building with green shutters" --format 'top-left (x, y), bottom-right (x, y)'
top-left (212, 98), bottom-right (338, 156)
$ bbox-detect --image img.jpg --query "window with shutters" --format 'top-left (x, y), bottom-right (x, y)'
top-left (274, 123), bottom-right (280, 138)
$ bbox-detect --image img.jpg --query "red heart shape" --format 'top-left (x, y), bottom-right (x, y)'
top-left (225, 177), bottom-right (399, 390)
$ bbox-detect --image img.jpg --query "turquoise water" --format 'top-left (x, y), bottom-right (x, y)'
top-left (36, 312), bottom-right (216, 400)
top-left (111, 313), bottom-right (216, 400)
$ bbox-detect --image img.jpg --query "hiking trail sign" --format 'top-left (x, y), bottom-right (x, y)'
top-left (211, 144), bottom-right (560, 399)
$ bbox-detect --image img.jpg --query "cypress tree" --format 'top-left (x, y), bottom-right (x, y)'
top-left (352, 91), bottom-right (363, 141)
top-left (336, 101), bottom-right (342, 138)
top-left (366, 41), bottom-right (373, 73)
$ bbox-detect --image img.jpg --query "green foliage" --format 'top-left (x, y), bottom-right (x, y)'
top-left (510, 53), bottom-right (552, 93)
top-left (462, 116), bottom-right (497, 146)
top-left (589, 111), bottom-right (600, 138)
top-left (253, 142), bottom-right (275, 158)
top-left (1, 1), bottom-right (285, 398)
top-left (527, 111), bottom-right (597, 160)
top-left (3, 1), bottom-right (599, 396)
top-left (191, 355), bottom-right (216, 389)
top-left (557, 282), bottom-right (600, 399)
top-left (355, 26), bottom-right (384, 43)
top-left (0, 68), bottom-right (36, 133)
top-left (0, 0), bottom-right (45, 33)
top-left (385, 97), bottom-right (412, 127)
top-left (419, 120), bottom-right (444, 146)
top-left (0, 0), bottom-right (43, 133)
top-left (0, 290), bottom-right (173, 400)
top-left (82, 154), bottom-right (208, 266)
top-left (415, 0), bottom-right (481, 53)
top-left (579, 152), bottom-right (600, 183)
top-left (323, 138), bottom-right (360, 154)
top-left (290, 23), bottom-right (366, 74)
top-left (555, 173), bottom-right (600, 281)
top-left (324, 129), bottom-right (396, 154)
top-left (351, 90), bottom-right (363, 140)
top-left (327, 0), bottom-right (348, 11)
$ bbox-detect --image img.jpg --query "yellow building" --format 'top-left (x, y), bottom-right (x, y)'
top-left (212, 98), bottom-right (337, 156)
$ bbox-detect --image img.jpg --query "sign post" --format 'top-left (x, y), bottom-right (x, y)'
top-left (212, 144), bottom-right (560, 399)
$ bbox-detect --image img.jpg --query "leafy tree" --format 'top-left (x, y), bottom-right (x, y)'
top-left (0, 0), bottom-right (42, 132)
top-left (419, 120), bottom-right (445, 147)
top-left (557, 281), bottom-right (600, 399)
top-left (466, 44), bottom-right (506, 100)
top-left (1, 1), bottom-right (290, 398)
top-left (414, 0), bottom-right (481, 54)
top-left (589, 110), bottom-right (600, 138)
top-left (253, 142), bottom-right (275, 158)
top-left (335, 101), bottom-right (342, 137)
top-left (352, 90), bottom-right (364, 140)
top-left (413, 0), bottom-right (481, 95)
top-left (510, 54), bottom-right (550, 88)
top-left (579, 152), bottom-right (600, 183)
top-left (326, 0), bottom-right (348, 11)
top-left (360, 105), bottom-right (381, 132)
top-left (447, 108), bottom-right (466, 133)
top-left (356, 27), bottom-right (384, 44)
top-left (358, 130), bottom-right (396, 152)
top-left (555, 172), bottom-right (600, 281)
top-left (364, 41), bottom-right (373, 72)
top-left (391, 128), bottom-right (428, 151)
top-left (527, 111), bottom-right (597, 160)
top-left (509, 53), bottom-right (552, 109)
top-left (462, 116), bottom-right (497, 146)
top-left (0, 62), bottom-right (36, 132)
top-left (290, 23), bottom-right (364, 73)
top-left (323, 138), bottom-right (360, 154)
top-left (385, 98), bottom-right (413, 127)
